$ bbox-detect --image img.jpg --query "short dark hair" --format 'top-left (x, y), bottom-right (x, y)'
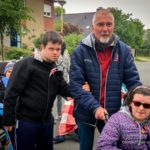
top-left (42, 31), bottom-right (62, 46)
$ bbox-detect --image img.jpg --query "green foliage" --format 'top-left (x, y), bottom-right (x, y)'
top-left (135, 56), bottom-right (150, 62)
top-left (54, 20), bottom-right (61, 32)
top-left (64, 33), bottom-right (83, 55)
top-left (32, 34), bottom-right (43, 49)
top-left (136, 48), bottom-right (150, 57)
top-left (54, 6), bottom-right (65, 16)
top-left (5, 47), bottom-right (32, 60)
top-left (0, 0), bottom-right (33, 33)
top-left (109, 7), bottom-right (144, 49)
top-left (0, 0), bottom-right (33, 61)
top-left (143, 29), bottom-right (150, 49)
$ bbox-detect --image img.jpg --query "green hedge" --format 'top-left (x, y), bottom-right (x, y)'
top-left (5, 47), bottom-right (32, 60)
top-left (64, 33), bottom-right (83, 55)
top-left (136, 49), bottom-right (150, 56)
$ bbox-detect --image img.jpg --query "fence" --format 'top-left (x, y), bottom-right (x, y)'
top-left (136, 49), bottom-right (150, 57)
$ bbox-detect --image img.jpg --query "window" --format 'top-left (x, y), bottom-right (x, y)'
top-left (44, 4), bottom-right (51, 17)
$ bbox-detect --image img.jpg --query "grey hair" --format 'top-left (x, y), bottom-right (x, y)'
top-left (92, 7), bottom-right (114, 25)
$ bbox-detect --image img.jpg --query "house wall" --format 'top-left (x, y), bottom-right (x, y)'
top-left (2, 0), bottom-right (54, 49)
top-left (22, 0), bottom-right (44, 48)
top-left (44, 0), bottom-right (54, 31)
top-left (22, 0), bottom-right (54, 48)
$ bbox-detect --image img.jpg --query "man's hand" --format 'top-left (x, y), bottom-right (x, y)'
top-left (94, 107), bottom-right (108, 120)
top-left (4, 126), bottom-right (13, 132)
top-left (67, 82), bottom-right (90, 101)
top-left (82, 82), bottom-right (90, 92)
top-left (66, 97), bottom-right (73, 101)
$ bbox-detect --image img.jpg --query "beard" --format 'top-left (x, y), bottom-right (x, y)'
top-left (99, 36), bottom-right (110, 44)
top-left (94, 34), bottom-right (114, 51)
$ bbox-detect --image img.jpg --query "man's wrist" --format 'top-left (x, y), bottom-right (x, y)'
top-left (93, 106), bottom-right (101, 115)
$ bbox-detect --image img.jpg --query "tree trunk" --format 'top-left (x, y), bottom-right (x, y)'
top-left (0, 33), bottom-right (4, 62)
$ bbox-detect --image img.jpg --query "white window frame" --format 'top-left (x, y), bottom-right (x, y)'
top-left (44, 4), bottom-right (51, 17)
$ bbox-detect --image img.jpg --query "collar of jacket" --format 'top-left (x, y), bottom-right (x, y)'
top-left (120, 106), bottom-right (150, 125)
top-left (82, 33), bottom-right (118, 51)
top-left (95, 34), bottom-right (115, 51)
top-left (34, 51), bottom-right (62, 71)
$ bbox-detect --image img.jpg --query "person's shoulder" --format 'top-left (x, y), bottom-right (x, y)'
top-left (17, 56), bottom-right (34, 64)
top-left (22, 56), bottom-right (34, 61)
top-left (117, 40), bottom-right (130, 50)
top-left (74, 43), bottom-right (91, 56)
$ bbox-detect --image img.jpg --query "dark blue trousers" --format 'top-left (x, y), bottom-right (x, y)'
top-left (76, 120), bottom-right (105, 150)
top-left (15, 117), bottom-right (54, 150)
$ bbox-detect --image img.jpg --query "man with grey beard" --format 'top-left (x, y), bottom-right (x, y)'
top-left (69, 7), bottom-right (142, 150)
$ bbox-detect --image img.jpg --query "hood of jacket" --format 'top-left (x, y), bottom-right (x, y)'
top-left (33, 52), bottom-right (63, 72)
top-left (120, 106), bottom-right (150, 124)
top-left (120, 106), bottom-right (133, 120)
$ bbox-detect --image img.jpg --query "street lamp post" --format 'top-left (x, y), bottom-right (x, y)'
top-left (54, 0), bottom-right (66, 33)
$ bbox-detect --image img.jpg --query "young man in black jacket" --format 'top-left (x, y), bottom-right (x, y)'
top-left (2, 31), bottom-right (72, 150)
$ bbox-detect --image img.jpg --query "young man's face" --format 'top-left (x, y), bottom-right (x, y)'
top-left (41, 41), bottom-right (61, 62)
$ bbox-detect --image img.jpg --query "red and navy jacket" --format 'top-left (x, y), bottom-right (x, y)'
top-left (69, 33), bottom-right (142, 125)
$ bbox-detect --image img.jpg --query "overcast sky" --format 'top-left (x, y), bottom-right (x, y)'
top-left (55, 0), bottom-right (150, 29)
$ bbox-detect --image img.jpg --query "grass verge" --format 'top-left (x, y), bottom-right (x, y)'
top-left (135, 56), bottom-right (150, 62)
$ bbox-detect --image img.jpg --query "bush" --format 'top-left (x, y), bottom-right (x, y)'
top-left (63, 23), bottom-right (83, 35)
top-left (64, 33), bottom-right (83, 55)
top-left (5, 47), bottom-right (32, 60)
top-left (54, 20), bottom-right (61, 32)
top-left (32, 34), bottom-right (43, 49)
top-left (136, 49), bottom-right (150, 56)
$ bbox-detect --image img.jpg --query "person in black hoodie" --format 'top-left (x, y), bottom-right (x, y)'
top-left (2, 31), bottom-right (72, 150)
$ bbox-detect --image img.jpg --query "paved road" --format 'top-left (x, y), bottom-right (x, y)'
top-left (136, 62), bottom-right (150, 85)
top-left (53, 61), bottom-right (150, 150)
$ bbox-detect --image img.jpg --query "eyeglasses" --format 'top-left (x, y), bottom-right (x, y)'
top-left (132, 101), bottom-right (150, 109)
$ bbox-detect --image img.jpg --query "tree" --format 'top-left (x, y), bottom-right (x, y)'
top-left (54, 6), bottom-right (65, 16)
top-left (64, 33), bottom-right (83, 55)
top-left (109, 7), bottom-right (144, 49)
top-left (0, 0), bottom-right (33, 61)
top-left (143, 29), bottom-right (150, 48)
top-left (54, 20), bottom-right (61, 32)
